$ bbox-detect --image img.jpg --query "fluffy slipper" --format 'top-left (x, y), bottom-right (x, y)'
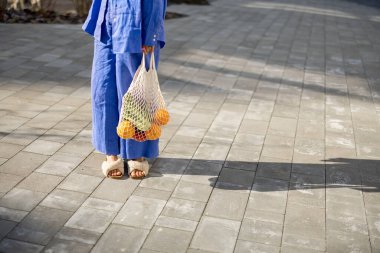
top-left (127, 159), bottom-right (149, 179)
top-left (101, 158), bottom-right (124, 179)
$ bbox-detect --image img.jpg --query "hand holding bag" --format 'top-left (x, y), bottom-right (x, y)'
top-left (117, 51), bottom-right (169, 142)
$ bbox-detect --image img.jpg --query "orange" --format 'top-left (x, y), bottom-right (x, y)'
top-left (145, 123), bottom-right (161, 140)
top-left (154, 109), bottom-right (169, 125)
top-left (117, 120), bottom-right (135, 139)
top-left (133, 129), bottom-right (147, 142)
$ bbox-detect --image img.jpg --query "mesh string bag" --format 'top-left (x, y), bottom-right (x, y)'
top-left (117, 51), bottom-right (169, 142)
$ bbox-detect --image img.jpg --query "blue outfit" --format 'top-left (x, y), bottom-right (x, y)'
top-left (82, 0), bottom-right (167, 159)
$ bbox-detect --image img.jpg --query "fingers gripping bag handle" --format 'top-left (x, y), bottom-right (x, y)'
top-left (117, 51), bottom-right (170, 142)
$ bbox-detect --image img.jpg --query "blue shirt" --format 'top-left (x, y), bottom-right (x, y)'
top-left (82, 0), bottom-right (167, 53)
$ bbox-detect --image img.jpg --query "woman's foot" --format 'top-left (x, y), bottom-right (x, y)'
top-left (106, 155), bottom-right (123, 177)
top-left (130, 157), bottom-right (145, 178)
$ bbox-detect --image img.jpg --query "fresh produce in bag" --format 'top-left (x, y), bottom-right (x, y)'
top-left (117, 52), bottom-right (169, 142)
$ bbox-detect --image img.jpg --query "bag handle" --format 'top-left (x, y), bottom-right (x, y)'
top-left (141, 50), bottom-right (156, 72)
top-left (149, 50), bottom-right (156, 71)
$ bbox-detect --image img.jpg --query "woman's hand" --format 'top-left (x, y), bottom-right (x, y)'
top-left (142, 45), bottom-right (154, 54)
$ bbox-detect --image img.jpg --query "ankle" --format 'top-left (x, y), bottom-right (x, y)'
top-left (106, 155), bottom-right (118, 162)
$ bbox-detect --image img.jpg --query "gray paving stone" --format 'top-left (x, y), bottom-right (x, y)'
top-left (267, 117), bottom-right (297, 137)
top-left (191, 216), bottom-right (240, 253)
top-left (133, 186), bottom-right (172, 201)
top-left (280, 245), bottom-right (324, 253)
top-left (92, 224), bottom-right (149, 253)
top-left (284, 203), bottom-right (325, 239)
top-left (155, 215), bottom-right (198, 232)
top-left (82, 197), bottom-right (122, 212)
top-left (138, 173), bottom-right (180, 192)
top-left (249, 178), bottom-right (288, 214)
top-left (143, 226), bottom-right (193, 253)
top-left (244, 209), bottom-right (284, 225)
top-left (113, 195), bottom-right (166, 229)
top-left (291, 163), bottom-right (325, 177)
top-left (0, 188), bottom-right (47, 211)
top-left (17, 172), bottom-right (64, 193)
top-left (239, 119), bottom-right (269, 135)
top-left (326, 230), bottom-right (371, 253)
top-left (0, 151), bottom-right (48, 177)
top-left (181, 160), bottom-right (222, 186)
top-left (234, 240), bottom-right (280, 253)
top-left (367, 216), bottom-right (380, 238)
top-left (24, 139), bottom-right (63, 156)
top-left (91, 177), bottom-right (139, 202)
top-left (172, 180), bottom-right (213, 202)
top-left (65, 206), bottom-right (116, 234)
top-left (176, 126), bottom-right (207, 139)
top-left (7, 206), bottom-right (73, 245)
top-left (43, 238), bottom-right (93, 253)
top-left (205, 188), bottom-right (249, 221)
top-left (54, 226), bottom-right (101, 245)
top-left (139, 249), bottom-right (161, 253)
top-left (39, 189), bottom-right (88, 212)
top-left (224, 145), bottom-right (260, 171)
top-left (239, 218), bottom-right (283, 246)
top-left (288, 182), bottom-right (325, 208)
top-left (256, 157), bottom-right (291, 181)
top-left (0, 173), bottom-right (23, 194)
top-left (162, 197), bottom-right (206, 222)
top-left (193, 142), bottom-right (230, 163)
top-left (59, 140), bottom-right (94, 157)
top-left (58, 173), bottom-right (102, 194)
top-left (1, 126), bottom-right (46, 146)
top-left (36, 152), bottom-right (86, 176)
top-left (216, 167), bottom-right (255, 189)
top-left (0, 206), bottom-right (28, 222)
top-left (282, 233), bottom-right (326, 252)
top-left (164, 139), bottom-right (200, 157)
top-left (0, 142), bottom-right (24, 159)
top-left (151, 156), bottom-right (191, 177)
top-left (39, 129), bottom-right (77, 144)
top-left (0, 219), bottom-right (17, 240)
top-left (0, 238), bottom-right (44, 253)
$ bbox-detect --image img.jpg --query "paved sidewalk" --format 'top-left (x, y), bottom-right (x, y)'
top-left (1, 0), bottom-right (380, 252)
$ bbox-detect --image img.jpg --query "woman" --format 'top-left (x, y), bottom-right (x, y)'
top-left (82, 0), bottom-right (167, 179)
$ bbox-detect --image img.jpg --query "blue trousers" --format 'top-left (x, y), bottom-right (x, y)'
top-left (91, 0), bottom-right (160, 159)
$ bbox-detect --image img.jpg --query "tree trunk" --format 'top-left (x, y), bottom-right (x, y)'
top-left (72, 0), bottom-right (91, 17)
top-left (0, 0), bottom-right (7, 22)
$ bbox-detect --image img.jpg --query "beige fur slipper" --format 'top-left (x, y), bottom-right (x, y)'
top-left (101, 158), bottom-right (124, 179)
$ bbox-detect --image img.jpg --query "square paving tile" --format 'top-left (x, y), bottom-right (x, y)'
top-left (43, 238), bottom-right (93, 253)
top-left (58, 173), bottom-right (102, 194)
top-left (91, 177), bottom-right (139, 203)
top-left (143, 226), bottom-right (193, 253)
top-left (0, 188), bottom-right (47, 211)
top-left (113, 195), bottom-right (166, 229)
top-left (7, 206), bottom-right (73, 245)
top-left (205, 188), bottom-right (249, 221)
top-left (190, 216), bottom-right (240, 253)
top-left (65, 206), bottom-right (117, 234)
top-left (40, 188), bottom-right (88, 212)
top-left (0, 151), bottom-right (48, 177)
top-left (162, 198), bottom-right (206, 221)
top-left (54, 226), bottom-right (101, 246)
top-left (172, 181), bottom-right (213, 202)
top-left (0, 238), bottom-right (44, 253)
top-left (238, 218), bottom-right (283, 246)
top-left (92, 224), bottom-right (149, 253)
top-left (17, 172), bottom-right (64, 193)
top-left (0, 219), bottom-right (17, 240)
top-left (23, 139), bottom-right (63, 156)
